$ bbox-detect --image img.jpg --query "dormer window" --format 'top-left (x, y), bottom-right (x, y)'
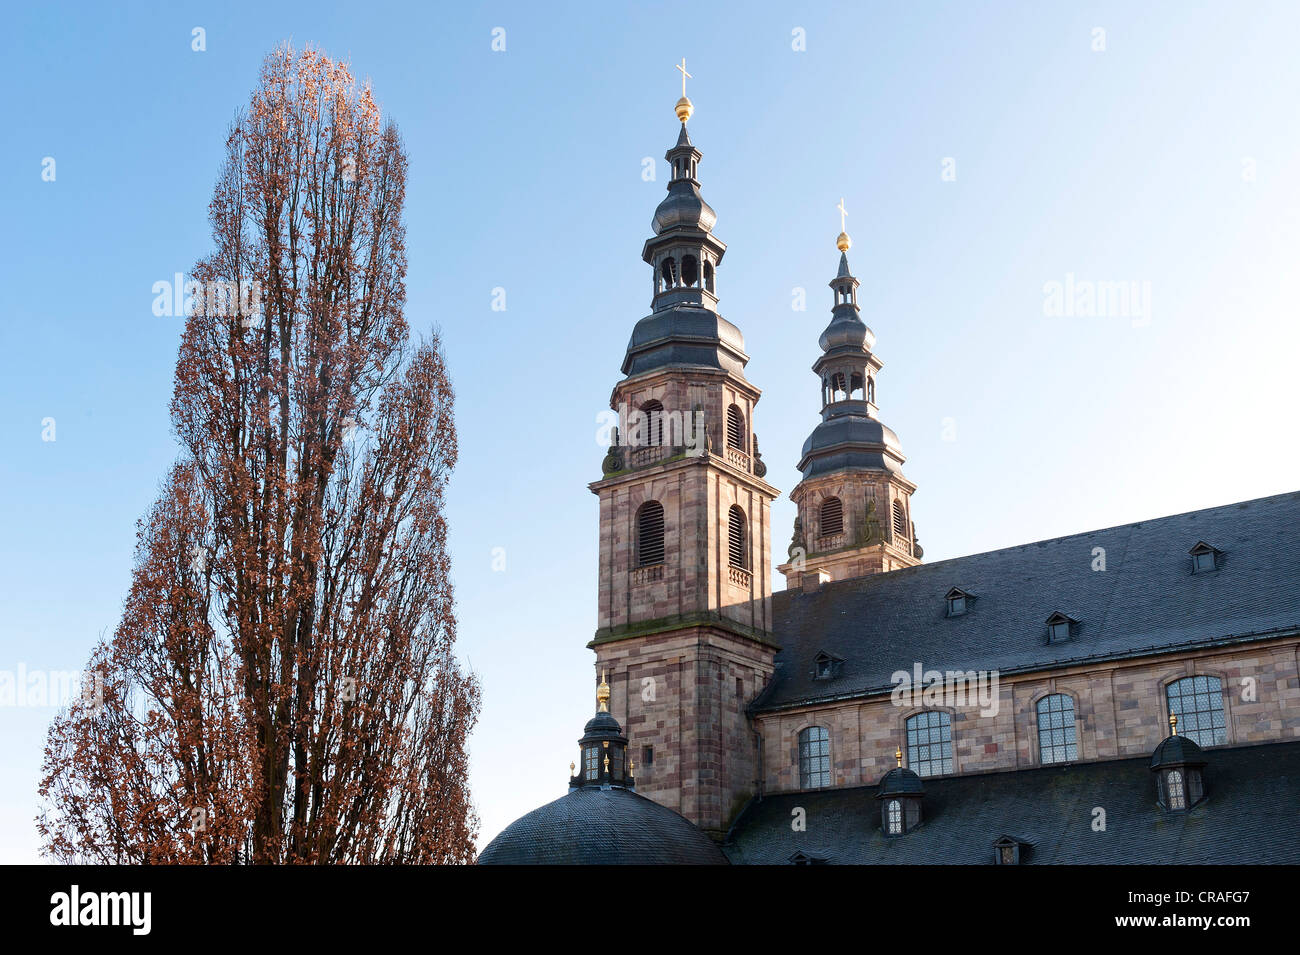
top-left (788, 851), bottom-right (829, 865)
top-left (945, 587), bottom-right (975, 617)
top-left (992, 835), bottom-right (1031, 865)
top-left (1045, 612), bottom-right (1076, 644)
top-left (1150, 718), bottom-right (1209, 813)
top-left (812, 650), bottom-right (843, 681)
top-left (1189, 541), bottom-right (1221, 574)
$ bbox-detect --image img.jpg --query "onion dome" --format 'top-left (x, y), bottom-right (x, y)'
top-left (652, 127), bottom-right (717, 234)
top-left (623, 79), bottom-right (742, 380)
top-left (797, 232), bottom-right (909, 481)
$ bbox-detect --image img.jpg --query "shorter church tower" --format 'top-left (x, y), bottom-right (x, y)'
top-left (778, 211), bottom-right (922, 589)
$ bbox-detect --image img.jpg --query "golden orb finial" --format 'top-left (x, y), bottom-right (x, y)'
top-left (836, 197), bottom-right (851, 252)
top-left (674, 58), bottom-right (694, 123)
top-left (1170, 713), bottom-right (1178, 735)
top-left (596, 669), bottom-right (610, 712)
top-left (895, 746), bottom-right (903, 768)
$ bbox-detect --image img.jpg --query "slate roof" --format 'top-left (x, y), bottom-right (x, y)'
top-left (476, 786), bottom-right (729, 865)
top-left (723, 740), bottom-right (1300, 864)
top-left (755, 490), bottom-right (1300, 712)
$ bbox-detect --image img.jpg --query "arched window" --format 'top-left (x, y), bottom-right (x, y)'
top-left (886, 799), bottom-right (903, 835)
top-left (727, 505), bottom-right (747, 569)
top-left (1166, 676), bottom-right (1227, 747)
top-left (639, 400), bottom-right (664, 448)
top-left (680, 255), bottom-right (699, 287)
top-left (820, 497), bottom-right (843, 536)
top-left (1166, 769), bottom-right (1185, 810)
top-left (703, 261), bottom-right (714, 292)
top-left (892, 500), bottom-right (908, 539)
top-left (636, 501), bottom-right (665, 567)
top-left (725, 404), bottom-right (746, 452)
top-left (1036, 694), bottom-right (1078, 764)
top-left (905, 711), bottom-right (952, 777)
top-left (659, 257), bottom-right (677, 290)
top-left (798, 726), bottom-right (831, 789)
top-left (867, 377), bottom-right (875, 403)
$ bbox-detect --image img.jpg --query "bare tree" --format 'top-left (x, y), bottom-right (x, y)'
top-left (39, 44), bottom-right (479, 864)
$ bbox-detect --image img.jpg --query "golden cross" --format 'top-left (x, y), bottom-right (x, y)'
top-left (837, 197), bottom-right (848, 233)
top-left (676, 58), bottom-right (692, 97)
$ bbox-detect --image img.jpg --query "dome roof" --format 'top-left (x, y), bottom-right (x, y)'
top-left (581, 709), bottom-right (623, 739)
top-left (818, 311), bottom-right (876, 352)
top-left (652, 182), bottom-right (717, 235)
top-left (798, 406), bottom-right (905, 479)
top-left (622, 304), bottom-right (748, 377)
top-left (877, 766), bottom-right (925, 797)
top-left (476, 786), bottom-right (729, 865)
top-left (1150, 734), bottom-right (1207, 770)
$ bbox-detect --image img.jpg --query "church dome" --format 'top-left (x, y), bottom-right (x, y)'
top-left (476, 786), bottom-right (729, 865)
top-left (478, 671), bottom-right (728, 865)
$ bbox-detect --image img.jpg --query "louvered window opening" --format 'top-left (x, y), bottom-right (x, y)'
top-left (820, 497), bottom-right (843, 536)
top-left (637, 501), bottom-right (665, 567)
top-left (640, 401), bottom-right (664, 448)
top-left (892, 500), bottom-right (908, 538)
top-left (727, 506), bottom-right (747, 569)
top-left (726, 405), bottom-right (745, 451)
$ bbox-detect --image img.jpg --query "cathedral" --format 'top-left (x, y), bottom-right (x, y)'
top-left (478, 80), bottom-right (1300, 865)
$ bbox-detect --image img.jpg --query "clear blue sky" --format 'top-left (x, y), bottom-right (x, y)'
top-left (2, 1), bottom-right (1298, 862)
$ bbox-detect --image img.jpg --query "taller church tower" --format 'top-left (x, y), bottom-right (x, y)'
top-left (777, 218), bottom-right (923, 589)
top-left (588, 77), bottom-right (780, 837)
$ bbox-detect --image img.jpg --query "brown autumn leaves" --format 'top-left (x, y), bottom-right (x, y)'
top-left (38, 45), bottom-right (481, 863)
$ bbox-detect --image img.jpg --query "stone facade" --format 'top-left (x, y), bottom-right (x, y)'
top-left (779, 470), bottom-right (919, 588)
top-left (754, 637), bottom-right (1300, 794)
top-left (593, 625), bottom-right (777, 836)
top-left (589, 361), bottom-right (780, 836)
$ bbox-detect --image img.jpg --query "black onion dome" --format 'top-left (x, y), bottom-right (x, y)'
top-left (1150, 735), bottom-right (1207, 770)
top-left (798, 403), bottom-right (906, 479)
top-left (476, 787), bottom-right (729, 865)
top-left (622, 305), bottom-right (748, 377)
top-left (652, 182), bottom-right (717, 235)
top-left (876, 766), bottom-right (925, 798)
top-left (818, 311), bottom-right (874, 352)
top-left (651, 123), bottom-right (717, 235)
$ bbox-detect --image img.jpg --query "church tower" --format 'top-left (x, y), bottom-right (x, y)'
top-left (588, 71), bottom-right (780, 838)
top-left (777, 213), bottom-right (922, 589)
